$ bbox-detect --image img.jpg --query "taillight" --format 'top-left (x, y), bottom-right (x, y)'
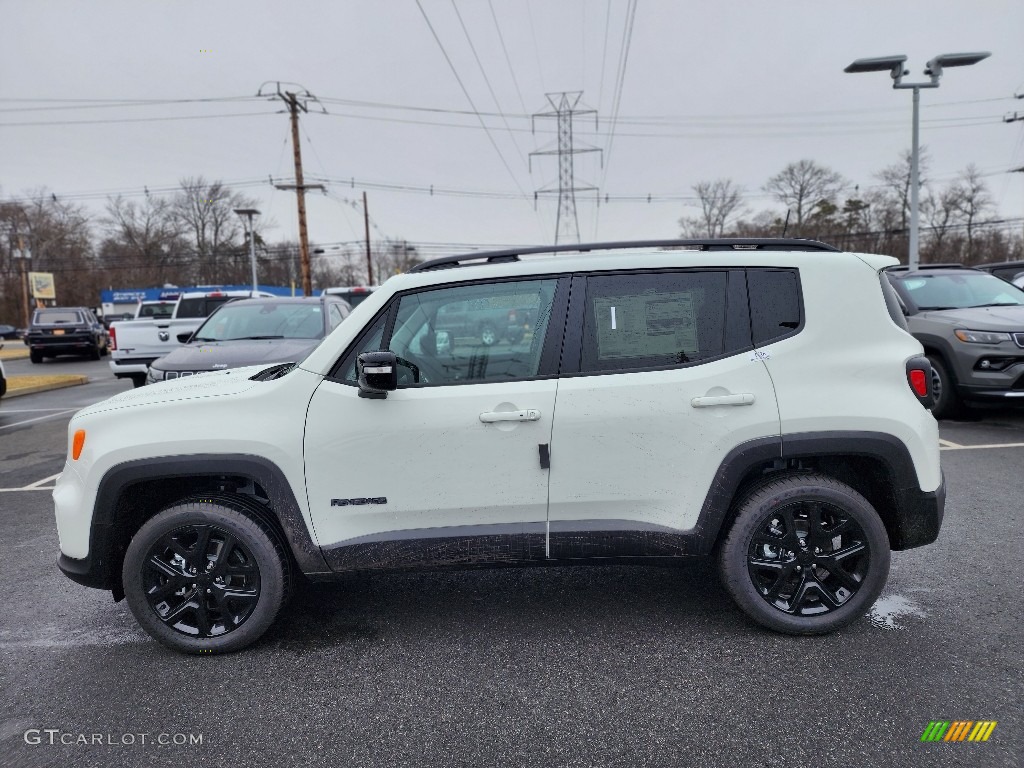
top-left (905, 356), bottom-right (934, 409)
top-left (908, 369), bottom-right (927, 397)
top-left (108, 326), bottom-right (117, 350)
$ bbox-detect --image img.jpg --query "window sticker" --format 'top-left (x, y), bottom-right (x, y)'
top-left (593, 291), bottom-right (697, 360)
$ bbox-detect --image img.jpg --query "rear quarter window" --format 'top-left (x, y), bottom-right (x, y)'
top-left (746, 269), bottom-right (802, 345)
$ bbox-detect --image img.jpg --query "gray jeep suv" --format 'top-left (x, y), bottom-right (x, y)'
top-left (885, 265), bottom-right (1024, 418)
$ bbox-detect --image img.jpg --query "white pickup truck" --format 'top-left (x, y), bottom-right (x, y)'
top-left (109, 290), bottom-right (272, 387)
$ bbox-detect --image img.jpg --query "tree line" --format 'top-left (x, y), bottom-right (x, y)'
top-left (1, 153), bottom-right (1022, 324)
top-left (679, 151), bottom-right (1023, 263)
top-left (0, 177), bottom-right (418, 323)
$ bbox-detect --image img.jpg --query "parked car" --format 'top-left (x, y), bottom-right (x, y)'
top-left (433, 294), bottom-right (536, 347)
top-left (0, 324), bottom-right (20, 340)
top-left (976, 260), bottom-right (1024, 289)
top-left (145, 296), bottom-right (351, 383)
top-left (0, 354), bottom-right (6, 403)
top-left (884, 264), bottom-right (1024, 418)
top-left (55, 238), bottom-right (944, 654)
top-left (322, 285), bottom-right (378, 308)
top-left (25, 307), bottom-right (108, 363)
top-left (109, 289), bottom-right (274, 387)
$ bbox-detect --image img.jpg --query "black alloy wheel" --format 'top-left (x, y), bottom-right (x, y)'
top-left (719, 473), bottom-right (890, 635)
top-left (746, 501), bottom-right (868, 616)
top-left (123, 498), bottom-right (289, 653)
top-left (140, 524), bottom-right (261, 638)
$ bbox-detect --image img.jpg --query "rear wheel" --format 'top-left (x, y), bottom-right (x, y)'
top-left (130, 374), bottom-right (147, 388)
top-left (29, 350), bottom-right (42, 364)
top-left (89, 343), bottom-right (102, 361)
top-left (122, 498), bottom-right (290, 654)
top-left (718, 473), bottom-right (890, 635)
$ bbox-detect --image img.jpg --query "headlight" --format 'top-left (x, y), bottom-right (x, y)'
top-left (953, 329), bottom-right (1013, 344)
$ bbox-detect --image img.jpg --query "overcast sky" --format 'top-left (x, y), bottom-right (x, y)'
top-left (2, 0), bottom-right (1023, 261)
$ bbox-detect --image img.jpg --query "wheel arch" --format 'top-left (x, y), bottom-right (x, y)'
top-left (78, 455), bottom-right (329, 599)
top-left (697, 432), bottom-right (943, 555)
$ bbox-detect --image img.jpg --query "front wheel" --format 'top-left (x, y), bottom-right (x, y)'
top-left (479, 322), bottom-right (497, 346)
top-left (927, 355), bottom-right (962, 420)
top-left (718, 473), bottom-right (890, 635)
top-left (29, 350), bottom-right (42, 364)
top-left (122, 498), bottom-right (290, 654)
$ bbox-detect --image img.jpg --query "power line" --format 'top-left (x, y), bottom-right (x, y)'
top-left (600, 0), bottom-right (637, 193)
top-left (0, 111), bottom-right (276, 128)
top-left (487, 0), bottom-right (529, 115)
top-left (449, 0), bottom-right (528, 169)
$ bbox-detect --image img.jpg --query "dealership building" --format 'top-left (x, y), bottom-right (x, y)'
top-left (99, 285), bottom-right (301, 319)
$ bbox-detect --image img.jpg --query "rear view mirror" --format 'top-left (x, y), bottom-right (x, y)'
top-left (357, 351), bottom-right (398, 399)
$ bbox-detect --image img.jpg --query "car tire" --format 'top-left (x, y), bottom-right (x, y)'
top-left (480, 323), bottom-right (497, 346)
top-left (130, 374), bottom-right (147, 388)
top-left (29, 350), bottom-right (42, 364)
top-left (927, 355), bottom-right (962, 420)
top-left (718, 473), bottom-right (890, 635)
top-left (122, 497), bottom-right (291, 654)
top-left (89, 344), bottom-right (102, 361)
top-left (100, 342), bottom-right (109, 357)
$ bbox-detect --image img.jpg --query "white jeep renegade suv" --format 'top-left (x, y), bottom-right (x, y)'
top-left (53, 239), bottom-right (944, 653)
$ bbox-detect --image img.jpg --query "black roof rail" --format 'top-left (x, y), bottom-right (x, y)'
top-left (408, 238), bottom-right (839, 272)
top-left (885, 263), bottom-right (978, 272)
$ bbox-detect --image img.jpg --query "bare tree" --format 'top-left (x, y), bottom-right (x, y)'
top-left (951, 165), bottom-right (993, 263)
top-left (100, 195), bottom-right (187, 285)
top-left (679, 179), bottom-right (745, 238)
top-left (0, 192), bottom-right (97, 319)
top-left (764, 159), bottom-right (847, 232)
top-left (921, 184), bottom-right (964, 261)
top-left (172, 177), bottom-right (259, 284)
top-left (874, 148), bottom-right (930, 235)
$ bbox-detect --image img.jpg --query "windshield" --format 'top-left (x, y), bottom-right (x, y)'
top-left (193, 302), bottom-right (326, 341)
top-left (893, 272), bottom-right (1024, 310)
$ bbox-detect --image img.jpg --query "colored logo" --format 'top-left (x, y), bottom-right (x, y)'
top-left (921, 721), bottom-right (997, 742)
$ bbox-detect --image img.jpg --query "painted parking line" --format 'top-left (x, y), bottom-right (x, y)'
top-left (0, 472), bottom-right (62, 493)
top-left (0, 409), bottom-right (76, 431)
top-left (938, 438), bottom-right (963, 448)
top-left (940, 442), bottom-right (1024, 451)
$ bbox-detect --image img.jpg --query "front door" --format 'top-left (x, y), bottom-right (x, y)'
top-left (304, 276), bottom-right (565, 571)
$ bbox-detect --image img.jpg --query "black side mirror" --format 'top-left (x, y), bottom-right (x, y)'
top-left (177, 332), bottom-right (194, 344)
top-left (357, 351), bottom-right (398, 399)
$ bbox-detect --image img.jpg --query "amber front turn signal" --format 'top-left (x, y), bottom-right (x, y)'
top-left (72, 430), bottom-right (86, 461)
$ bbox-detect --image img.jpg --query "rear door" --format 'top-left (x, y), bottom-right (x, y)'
top-left (546, 268), bottom-right (780, 556)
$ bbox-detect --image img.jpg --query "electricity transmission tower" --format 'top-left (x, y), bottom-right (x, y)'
top-left (530, 92), bottom-right (601, 244)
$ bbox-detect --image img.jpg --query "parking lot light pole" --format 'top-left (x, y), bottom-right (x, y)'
top-left (844, 52), bottom-right (990, 270)
top-left (234, 208), bottom-right (261, 292)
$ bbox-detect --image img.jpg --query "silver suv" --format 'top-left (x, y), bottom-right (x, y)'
top-left (885, 265), bottom-right (1024, 418)
top-left (55, 239), bottom-right (944, 653)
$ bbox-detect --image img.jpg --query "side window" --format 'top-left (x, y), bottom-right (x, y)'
top-left (339, 279), bottom-right (559, 386)
top-left (747, 269), bottom-right (802, 346)
top-left (580, 271), bottom-right (729, 373)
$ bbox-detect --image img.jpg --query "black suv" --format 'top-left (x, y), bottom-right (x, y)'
top-left (25, 307), bottom-right (108, 363)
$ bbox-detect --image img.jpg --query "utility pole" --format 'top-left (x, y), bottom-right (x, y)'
top-left (260, 82), bottom-right (325, 295)
top-left (530, 92), bottom-right (601, 244)
top-left (363, 191), bottom-right (373, 285)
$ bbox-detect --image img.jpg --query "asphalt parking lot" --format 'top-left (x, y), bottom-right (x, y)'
top-left (1, 357), bottom-right (1021, 768)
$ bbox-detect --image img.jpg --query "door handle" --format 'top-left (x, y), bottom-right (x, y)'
top-left (690, 393), bottom-right (755, 408)
top-left (479, 409), bottom-right (541, 423)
